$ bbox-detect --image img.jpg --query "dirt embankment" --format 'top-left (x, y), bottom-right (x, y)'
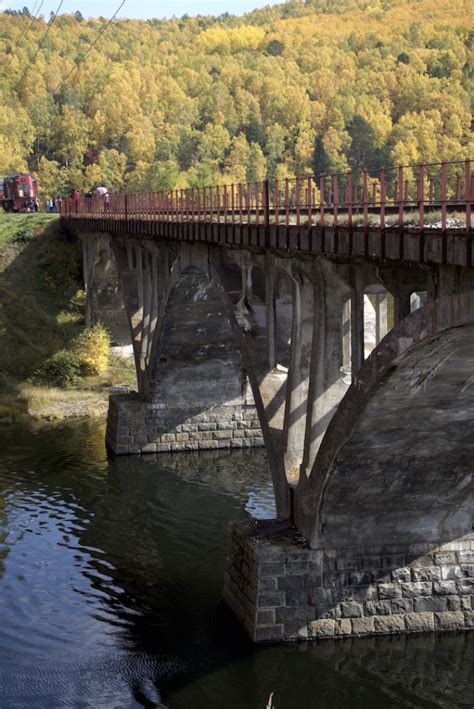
top-left (0, 214), bottom-right (135, 421)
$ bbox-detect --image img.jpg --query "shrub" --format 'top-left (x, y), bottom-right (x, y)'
top-left (36, 350), bottom-right (83, 387)
top-left (35, 323), bottom-right (111, 387)
top-left (12, 225), bottom-right (36, 244)
top-left (73, 323), bottom-right (111, 375)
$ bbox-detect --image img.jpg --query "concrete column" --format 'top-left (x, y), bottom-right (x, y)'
top-left (81, 237), bottom-right (98, 329)
top-left (283, 276), bottom-right (315, 484)
top-left (303, 295), bottom-right (349, 477)
top-left (375, 292), bottom-right (388, 344)
top-left (265, 261), bottom-right (277, 370)
top-left (394, 289), bottom-right (411, 324)
top-left (111, 239), bottom-right (168, 396)
top-left (351, 286), bottom-right (365, 379)
top-left (341, 299), bottom-right (351, 374)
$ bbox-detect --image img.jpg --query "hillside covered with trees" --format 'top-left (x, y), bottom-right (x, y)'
top-left (0, 0), bottom-right (473, 198)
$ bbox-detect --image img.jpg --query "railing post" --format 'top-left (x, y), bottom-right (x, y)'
top-left (363, 168), bottom-right (369, 230)
top-left (347, 170), bottom-right (353, 235)
top-left (255, 182), bottom-right (260, 228)
top-left (295, 176), bottom-right (300, 228)
top-left (319, 173), bottom-right (325, 231)
top-left (285, 178), bottom-right (289, 227)
top-left (440, 161), bottom-right (447, 264)
top-left (379, 167), bottom-right (385, 231)
top-left (397, 164), bottom-right (404, 259)
top-left (333, 174), bottom-right (338, 229)
top-left (418, 163), bottom-right (425, 262)
top-left (246, 181), bottom-right (251, 226)
top-left (307, 176), bottom-right (312, 246)
top-left (418, 163), bottom-right (425, 232)
top-left (274, 179), bottom-right (280, 227)
top-left (466, 159), bottom-right (472, 267)
top-left (264, 179), bottom-right (270, 247)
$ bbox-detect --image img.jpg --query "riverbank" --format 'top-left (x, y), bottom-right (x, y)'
top-left (0, 213), bottom-right (135, 421)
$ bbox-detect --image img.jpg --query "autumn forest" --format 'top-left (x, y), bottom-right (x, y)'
top-left (1, 0), bottom-right (473, 198)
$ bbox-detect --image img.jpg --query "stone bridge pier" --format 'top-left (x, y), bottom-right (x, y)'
top-left (78, 228), bottom-right (474, 643)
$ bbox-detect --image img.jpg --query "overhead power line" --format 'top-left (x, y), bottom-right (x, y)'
top-left (57, 0), bottom-right (126, 91)
top-left (5, 0), bottom-right (45, 69)
top-left (13, 0), bottom-right (64, 92)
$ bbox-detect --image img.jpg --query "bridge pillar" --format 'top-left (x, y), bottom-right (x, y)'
top-left (106, 238), bottom-right (263, 455)
top-left (79, 234), bottom-right (129, 344)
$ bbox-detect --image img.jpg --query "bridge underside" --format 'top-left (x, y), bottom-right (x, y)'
top-left (75, 226), bottom-right (474, 642)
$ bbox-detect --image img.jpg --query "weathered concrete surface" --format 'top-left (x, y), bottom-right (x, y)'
top-left (295, 289), bottom-right (474, 548)
top-left (80, 234), bottom-right (129, 344)
top-left (320, 324), bottom-right (474, 547)
top-left (224, 519), bottom-right (474, 643)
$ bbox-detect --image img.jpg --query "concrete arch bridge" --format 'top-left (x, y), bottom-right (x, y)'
top-left (63, 158), bottom-right (474, 642)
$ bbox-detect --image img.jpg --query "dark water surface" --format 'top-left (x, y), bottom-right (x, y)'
top-left (0, 420), bottom-right (473, 709)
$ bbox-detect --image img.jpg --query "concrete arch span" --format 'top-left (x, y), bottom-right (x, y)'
top-left (295, 291), bottom-right (474, 550)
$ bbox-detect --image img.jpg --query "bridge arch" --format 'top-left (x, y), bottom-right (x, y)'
top-left (295, 291), bottom-right (474, 549)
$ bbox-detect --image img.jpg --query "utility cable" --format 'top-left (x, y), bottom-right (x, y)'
top-left (13, 0), bottom-right (64, 92)
top-left (5, 0), bottom-right (45, 69)
top-left (57, 0), bottom-right (126, 90)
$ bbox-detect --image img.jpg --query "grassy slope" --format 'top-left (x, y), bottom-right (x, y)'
top-left (0, 213), bottom-right (135, 420)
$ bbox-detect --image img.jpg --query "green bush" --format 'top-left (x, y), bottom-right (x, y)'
top-left (12, 224), bottom-right (37, 244)
top-left (36, 350), bottom-right (84, 387)
top-left (35, 323), bottom-right (111, 387)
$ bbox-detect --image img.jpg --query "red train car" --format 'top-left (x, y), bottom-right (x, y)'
top-left (1, 173), bottom-right (39, 212)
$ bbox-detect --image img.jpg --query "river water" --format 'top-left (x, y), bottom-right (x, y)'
top-left (0, 420), bottom-right (473, 709)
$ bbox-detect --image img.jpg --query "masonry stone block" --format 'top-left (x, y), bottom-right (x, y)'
top-left (464, 611), bottom-right (474, 627)
top-left (401, 582), bottom-right (432, 597)
top-left (351, 617), bottom-right (375, 635)
top-left (379, 584), bottom-right (403, 599)
top-left (411, 566), bottom-right (441, 582)
top-left (224, 520), bottom-right (474, 644)
top-left (340, 601), bottom-right (363, 618)
top-left (433, 580), bottom-right (457, 595)
top-left (365, 600), bottom-right (391, 616)
top-left (374, 615), bottom-right (405, 633)
top-left (434, 611), bottom-right (465, 630)
top-left (334, 619), bottom-right (352, 636)
top-left (404, 612), bottom-right (435, 632)
top-left (457, 579), bottom-right (474, 594)
top-left (308, 619), bottom-right (336, 637)
top-left (390, 598), bottom-right (414, 614)
top-left (414, 597), bottom-right (447, 613)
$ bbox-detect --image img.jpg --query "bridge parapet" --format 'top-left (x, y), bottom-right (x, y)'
top-left (63, 158), bottom-right (473, 269)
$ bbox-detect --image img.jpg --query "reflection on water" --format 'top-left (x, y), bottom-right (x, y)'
top-left (0, 419), bottom-right (473, 709)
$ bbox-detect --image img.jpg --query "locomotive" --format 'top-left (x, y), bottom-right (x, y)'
top-left (0, 173), bottom-right (39, 212)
